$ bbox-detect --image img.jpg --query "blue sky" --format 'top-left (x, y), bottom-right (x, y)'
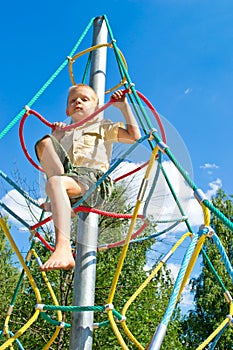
top-left (0, 0), bottom-right (232, 196)
top-left (0, 0), bottom-right (232, 315)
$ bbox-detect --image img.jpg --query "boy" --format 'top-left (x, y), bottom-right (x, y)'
top-left (35, 84), bottom-right (141, 271)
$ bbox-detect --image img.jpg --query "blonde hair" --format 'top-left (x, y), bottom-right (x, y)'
top-left (67, 84), bottom-right (99, 106)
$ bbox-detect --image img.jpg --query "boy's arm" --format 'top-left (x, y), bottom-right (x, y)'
top-left (112, 90), bottom-right (141, 144)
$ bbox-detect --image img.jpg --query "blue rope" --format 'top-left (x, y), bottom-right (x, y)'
top-left (209, 323), bottom-right (228, 349)
top-left (212, 233), bottom-right (233, 283)
top-left (0, 201), bottom-right (31, 229)
top-left (0, 170), bottom-right (41, 209)
top-left (161, 228), bottom-right (203, 326)
top-left (0, 330), bottom-right (24, 350)
top-left (130, 220), bottom-right (183, 244)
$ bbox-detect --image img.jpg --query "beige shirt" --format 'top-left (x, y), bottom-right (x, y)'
top-left (60, 117), bottom-right (123, 172)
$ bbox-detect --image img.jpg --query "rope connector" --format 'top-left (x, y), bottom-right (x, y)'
top-left (67, 56), bottom-right (72, 62)
top-left (149, 128), bottom-right (158, 140)
top-left (157, 140), bottom-right (169, 153)
top-left (24, 105), bottom-right (31, 115)
top-left (35, 304), bottom-right (45, 310)
top-left (224, 290), bottom-right (232, 303)
top-left (199, 225), bottom-right (215, 237)
top-left (226, 314), bottom-right (233, 325)
top-left (116, 315), bottom-right (126, 323)
top-left (7, 305), bottom-right (14, 316)
top-left (59, 321), bottom-right (66, 329)
top-left (128, 82), bottom-right (135, 88)
top-left (111, 39), bottom-right (116, 43)
top-left (194, 188), bottom-right (208, 203)
top-left (104, 303), bottom-right (114, 312)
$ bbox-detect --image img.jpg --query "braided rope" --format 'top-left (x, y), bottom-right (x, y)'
top-left (0, 18), bottom-right (94, 141)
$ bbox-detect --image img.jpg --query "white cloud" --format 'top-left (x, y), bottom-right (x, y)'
top-left (205, 178), bottom-right (222, 199)
top-left (200, 163), bottom-right (219, 170)
top-left (167, 262), bottom-right (180, 280)
top-left (1, 189), bottom-right (47, 228)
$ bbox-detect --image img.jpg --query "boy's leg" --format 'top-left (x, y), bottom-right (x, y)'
top-left (35, 137), bottom-right (64, 178)
top-left (35, 137), bottom-right (87, 271)
top-left (40, 175), bottom-right (86, 271)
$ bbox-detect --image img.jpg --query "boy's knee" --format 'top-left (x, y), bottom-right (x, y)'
top-left (46, 175), bottom-right (62, 192)
top-left (35, 137), bottom-right (51, 159)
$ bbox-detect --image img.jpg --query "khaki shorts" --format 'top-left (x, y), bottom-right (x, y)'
top-left (35, 135), bottom-right (113, 208)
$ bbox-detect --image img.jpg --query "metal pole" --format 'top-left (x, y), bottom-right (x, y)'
top-left (69, 16), bottom-right (108, 350)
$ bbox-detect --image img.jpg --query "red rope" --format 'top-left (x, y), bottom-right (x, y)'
top-left (30, 205), bottom-right (145, 231)
top-left (19, 89), bottom-right (129, 171)
top-left (22, 89), bottom-right (166, 250)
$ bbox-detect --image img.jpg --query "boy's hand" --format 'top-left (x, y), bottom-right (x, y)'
top-left (52, 122), bottom-right (67, 141)
top-left (111, 90), bottom-right (128, 110)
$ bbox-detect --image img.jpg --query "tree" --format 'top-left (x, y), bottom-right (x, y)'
top-left (181, 189), bottom-right (233, 349)
top-left (93, 237), bottom-right (183, 349)
top-left (0, 181), bottom-right (183, 349)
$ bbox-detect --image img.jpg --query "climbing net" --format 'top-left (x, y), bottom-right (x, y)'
top-left (0, 15), bottom-right (232, 350)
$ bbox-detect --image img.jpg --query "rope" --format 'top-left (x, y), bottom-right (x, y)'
top-left (0, 218), bottom-right (41, 349)
top-left (212, 233), bottom-right (233, 282)
top-left (107, 146), bottom-right (159, 349)
top-left (31, 249), bottom-right (63, 350)
top-left (121, 232), bottom-right (192, 349)
top-left (1, 14), bottom-right (233, 350)
top-left (19, 89), bottom-right (130, 171)
top-left (161, 231), bottom-right (200, 327)
top-left (0, 17), bottom-right (95, 141)
top-left (196, 302), bottom-right (233, 350)
top-left (0, 170), bottom-right (41, 208)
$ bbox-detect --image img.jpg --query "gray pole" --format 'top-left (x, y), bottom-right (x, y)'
top-left (69, 16), bottom-right (108, 350)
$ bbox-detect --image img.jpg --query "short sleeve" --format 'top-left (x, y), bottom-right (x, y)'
top-left (104, 121), bottom-right (124, 142)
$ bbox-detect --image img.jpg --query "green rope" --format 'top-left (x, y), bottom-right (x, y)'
top-left (40, 312), bottom-right (70, 328)
top-left (0, 17), bottom-right (95, 141)
top-left (42, 304), bottom-right (105, 312)
top-left (82, 51), bottom-right (92, 84)
top-left (104, 15), bottom-right (152, 135)
top-left (203, 199), bottom-right (233, 232)
top-left (160, 161), bottom-right (193, 233)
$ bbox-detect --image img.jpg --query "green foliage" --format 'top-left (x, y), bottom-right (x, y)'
top-left (93, 239), bottom-right (183, 349)
top-left (181, 189), bottom-right (233, 349)
top-left (0, 183), bottom-right (184, 349)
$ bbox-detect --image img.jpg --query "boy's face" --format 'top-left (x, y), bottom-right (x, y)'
top-left (66, 85), bottom-right (98, 122)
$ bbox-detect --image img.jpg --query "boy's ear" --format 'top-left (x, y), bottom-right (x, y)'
top-left (66, 107), bottom-right (70, 116)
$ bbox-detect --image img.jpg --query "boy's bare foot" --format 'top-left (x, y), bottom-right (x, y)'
top-left (40, 249), bottom-right (75, 271)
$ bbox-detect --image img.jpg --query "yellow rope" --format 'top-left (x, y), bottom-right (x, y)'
top-left (196, 302), bottom-right (233, 350)
top-left (177, 234), bottom-right (206, 302)
top-left (107, 146), bottom-right (159, 348)
top-left (0, 219), bottom-right (42, 349)
top-left (201, 202), bottom-right (211, 226)
top-left (108, 146), bottom-right (159, 303)
top-left (68, 43), bottom-right (128, 93)
top-left (121, 232), bottom-right (192, 348)
top-left (176, 203), bottom-right (211, 301)
top-left (0, 311), bottom-right (41, 350)
top-left (108, 310), bottom-right (129, 350)
top-left (31, 249), bottom-right (63, 350)
top-left (121, 321), bottom-right (144, 350)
